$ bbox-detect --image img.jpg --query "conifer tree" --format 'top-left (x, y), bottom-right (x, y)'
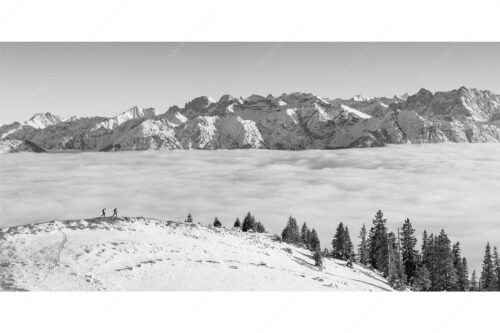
top-left (414, 265), bottom-right (432, 291)
top-left (401, 218), bottom-right (418, 284)
top-left (368, 210), bottom-right (389, 275)
top-left (255, 221), bottom-right (266, 233)
top-left (344, 227), bottom-right (354, 260)
top-left (432, 230), bottom-right (457, 291)
top-left (185, 213), bottom-right (193, 223)
top-left (387, 232), bottom-right (406, 289)
top-left (480, 242), bottom-right (495, 291)
top-left (332, 222), bottom-right (346, 260)
top-left (452, 242), bottom-right (469, 291)
top-left (281, 216), bottom-right (300, 244)
top-left (461, 257), bottom-right (470, 291)
top-left (309, 228), bottom-right (321, 251)
top-left (213, 217), bottom-right (222, 227)
top-left (234, 217), bottom-right (241, 228)
top-left (313, 248), bottom-right (323, 268)
top-left (494, 246), bottom-right (500, 291)
top-left (421, 231), bottom-right (436, 285)
top-left (300, 222), bottom-right (309, 246)
top-left (357, 224), bottom-right (369, 265)
top-left (470, 270), bottom-right (478, 291)
top-left (242, 212), bottom-right (256, 232)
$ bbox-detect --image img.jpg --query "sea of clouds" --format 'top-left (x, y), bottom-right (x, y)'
top-left (1, 143), bottom-right (499, 272)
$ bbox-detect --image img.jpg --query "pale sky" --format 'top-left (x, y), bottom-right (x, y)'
top-left (1, 42), bottom-right (500, 124)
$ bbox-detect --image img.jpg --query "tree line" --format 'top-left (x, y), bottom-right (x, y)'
top-left (278, 209), bottom-right (500, 291)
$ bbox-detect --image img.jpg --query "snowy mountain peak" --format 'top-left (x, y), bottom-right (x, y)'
top-left (352, 95), bottom-right (375, 102)
top-left (24, 112), bottom-right (63, 129)
top-left (91, 106), bottom-right (160, 131)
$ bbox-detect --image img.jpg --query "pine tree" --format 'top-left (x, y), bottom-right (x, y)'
top-left (234, 217), bottom-right (241, 228)
top-left (281, 216), bottom-right (300, 244)
top-left (332, 222), bottom-right (346, 260)
top-left (309, 228), bottom-right (321, 251)
top-left (242, 212), bottom-right (256, 232)
top-left (400, 218), bottom-right (418, 284)
top-left (480, 242), bottom-right (495, 291)
top-left (414, 265), bottom-right (432, 291)
top-left (185, 213), bottom-right (193, 223)
top-left (432, 230), bottom-right (457, 291)
top-left (255, 221), bottom-right (266, 233)
top-left (494, 246), bottom-right (500, 291)
top-left (313, 248), bottom-right (323, 268)
top-left (344, 227), bottom-right (354, 260)
top-left (461, 257), bottom-right (470, 291)
top-left (388, 232), bottom-right (406, 289)
top-left (470, 270), bottom-right (478, 291)
top-left (357, 224), bottom-right (369, 265)
top-left (421, 231), bottom-right (436, 287)
top-left (452, 242), bottom-right (469, 291)
top-left (213, 217), bottom-right (222, 227)
top-left (368, 210), bottom-right (389, 275)
top-left (300, 222), bottom-right (309, 247)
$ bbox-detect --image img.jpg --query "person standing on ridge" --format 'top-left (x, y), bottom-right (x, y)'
top-left (101, 208), bottom-right (106, 217)
top-left (112, 208), bottom-right (118, 217)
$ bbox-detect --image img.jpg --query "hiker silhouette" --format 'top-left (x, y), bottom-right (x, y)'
top-left (112, 208), bottom-right (118, 217)
top-left (101, 208), bottom-right (106, 217)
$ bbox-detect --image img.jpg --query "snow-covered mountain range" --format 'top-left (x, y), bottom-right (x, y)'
top-left (1, 87), bottom-right (499, 152)
top-left (0, 217), bottom-right (392, 291)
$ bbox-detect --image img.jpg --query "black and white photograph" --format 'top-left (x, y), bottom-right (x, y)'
top-left (0, 0), bottom-right (498, 332)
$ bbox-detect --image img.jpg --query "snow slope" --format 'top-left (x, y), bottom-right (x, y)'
top-left (0, 217), bottom-right (392, 291)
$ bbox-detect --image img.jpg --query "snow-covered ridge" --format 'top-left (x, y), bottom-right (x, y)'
top-left (1, 87), bottom-right (500, 152)
top-left (24, 112), bottom-right (64, 129)
top-left (91, 106), bottom-right (161, 131)
top-left (0, 217), bottom-right (392, 291)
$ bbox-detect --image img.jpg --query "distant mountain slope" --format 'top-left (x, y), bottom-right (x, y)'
top-left (1, 86), bottom-right (499, 152)
top-left (0, 217), bottom-right (392, 291)
top-left (0, 139), bottom-right (45, 153)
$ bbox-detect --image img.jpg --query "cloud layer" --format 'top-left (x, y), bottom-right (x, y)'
top-left (1, 143), bottom-right (499, 272)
